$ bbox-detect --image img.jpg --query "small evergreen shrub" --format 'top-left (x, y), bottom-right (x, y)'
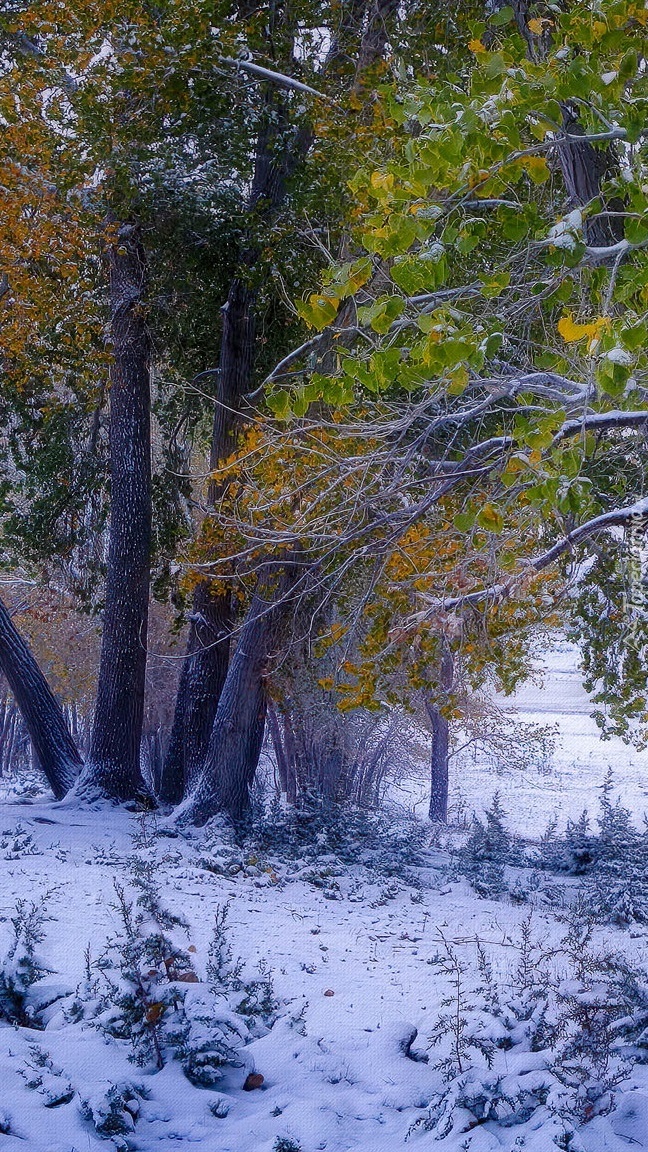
top-left (19, 1044), bottom-right (74, 1107)
top-left (79, 1081), bottom-right (145, 1152)
top-left (88, 883), bottom-right (249, 1084)
top-left (248, 797), bottom-right (429, 877)
top-left (0, 824), bottom-right (40, 859)
top-left (456, 794), bottom-right (524, 897)
top-left (0, 893), bottom-right (53, 1025)
top-left (535, 775), bottom-right (648, 926)
top-left (416, 911), bottom-right (648, 1140)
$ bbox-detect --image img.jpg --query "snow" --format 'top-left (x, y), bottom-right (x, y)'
top-left (605, 346), bottom-right (634, 365)
top-left (547, 210), bottom-right (583, 250)
top-left (395, 640), bottom-right (648, 837)
top-left (1, 648), bottom-right (648, 1150)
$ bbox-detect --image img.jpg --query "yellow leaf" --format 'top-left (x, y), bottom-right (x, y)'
top-left (520, 155), bottom-right (550, 183)
top-left (557, 314), bottom-right (610, 343)
top-left (528, 17), bottom-right (550, 33)
top-left (468, 39), bottom-right (487, 54)
top-left (370, 171), bottom-right (394, 193)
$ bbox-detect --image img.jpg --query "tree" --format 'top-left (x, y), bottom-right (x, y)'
top-left (3, 0), bottom-right (648, 826)
top-left (175, 553), bottom-right (303, 825)
top-left (425, 641), bottom-right (454, 823)
top-left (0, 597), bottom-right (81, 797)
top-left (77, 227), bottom-right (153, 800)
top-left (213, 0), bottom-right (648, 818)
top-left (160, 0), bottom-right (411, 809)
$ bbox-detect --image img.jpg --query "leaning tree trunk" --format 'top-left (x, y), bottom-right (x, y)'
top-left (77, 225), bottom-right (152, 802)
top-left (0, 597), bottom-right (81, 797)
top-left (175, 557), bottom-right (301, 826)
top-left (425, 643), bottom-right (454, 823)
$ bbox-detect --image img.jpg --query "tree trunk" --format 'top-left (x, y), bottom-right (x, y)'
top-left (175, 557), bottom-right (301, 825)
top-left (161, 102), bottom-right (299, 804)
top-left (3, 708), bottom-right (18, 777)
top-left (558, 104), bottom-right (624, 249)
top-left (267, 699), bottom-right (289, 799)
top-left (426, 703), bottom-right (450, 823)
top-left (425, 643), bottom-right (454, 823)
top-left (162, 1), bottom-right (400, 806)
top-left (0, 598), bottom-right (81, 797)
top-left (78, 225), bottom-right (152, 801)
top-left (277, 701), bottom-right (298, 805)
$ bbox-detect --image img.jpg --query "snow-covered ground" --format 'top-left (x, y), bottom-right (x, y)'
top-left (396, 640), bottom-right (648, 836)
top-left (0, 648), bottom-right (647, 1152)
top-left (0, 793), bottom-right (642, 1152)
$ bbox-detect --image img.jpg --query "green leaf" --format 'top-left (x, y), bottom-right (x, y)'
top-left (618, 49), bottom-right (638, 83)
top-left (453, 511), bottom-right (475, 532)
top-left (267, 390), bottom-right (291, 420)
top-left (622, 321), bottom-right (648, 351)
top-left (391, 252), bottom-right (447, 295)
top-left (480, 272), bottom-right (510, 299)
top-left (358, 296), bottom-right (405, 334)
top-left (296, 293), bottom-right (338, 331)
top-left (489, 4), bottom-right (514, 25)
top-left (476, 503), bottom-right (504, 533)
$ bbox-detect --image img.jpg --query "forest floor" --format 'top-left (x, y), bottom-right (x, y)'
top-left (0, 794), bottom-right (644, 1151)
top-left (0, 646), bottom-right (647, 1151)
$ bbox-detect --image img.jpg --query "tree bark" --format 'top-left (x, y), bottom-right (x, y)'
top-left (0, 598), bottom-right (81, 797)
top-left (78, 225), bottom-right (152, 801)
top-left (175, 556), bottom-right (301, 825)
top-left (277, 700), bottom-right (299, 805)
top-left (558, 104), bottom-right (624, 249)
top-left (425, 643), bottom-right (454, 823)
top-left (267, 699), bottom-right (290, 799)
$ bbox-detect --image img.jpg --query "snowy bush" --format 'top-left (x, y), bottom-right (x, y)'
top-left (535, 776), bottom-right (648, 926)
top-left (19, 1043), bottom-right (74, 1107)
top-left (249, 797), bottom-right (429, 877)
top-left (273, 1138), bottom-right (302, 1152)
top-left (0, 893), bottom-right (53, 1026)
top-left (0, 823), bottom-right (40, 859)
top-left (416, 914), bottom-right (648, 1140)
top-left (455, 793), bottom-right (524, 897)
top-left (79, 1081), bottom-right (146, 1152)
top-left (87, 882), bottom-right (249, 1083)
top-left (76, 878), bottom-right (278, 1092)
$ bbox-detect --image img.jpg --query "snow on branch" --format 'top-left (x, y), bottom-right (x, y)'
top-left (422, 496), bottom-right (648, 615)
top-left (219, 57), bottom-right (335, 102)
top-left (555, 410), bottom-right (648, 444)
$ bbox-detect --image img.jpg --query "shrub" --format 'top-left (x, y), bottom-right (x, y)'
top-left (535, 776), bottom-right (648, 926)
top-left (89, 882), bottom-right (249, 1084)
top-left (0, 893), bottom-right (53, 1026)
top-left (456, 794), bottom-right (523, 897)
top-left (416, 911), bottom-right (648, 1140)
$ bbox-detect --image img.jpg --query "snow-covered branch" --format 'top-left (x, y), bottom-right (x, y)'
top-left (421, 497), bottom-right (648, 615)
top-left (219, 57), bottom-right (334, 101)
top-left (555, 410), bottom-right (648, 444)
